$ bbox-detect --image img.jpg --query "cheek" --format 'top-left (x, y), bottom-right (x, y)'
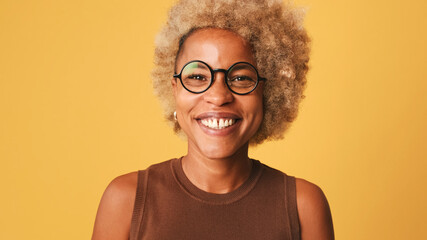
top-left (241, 94), bottom-right (264, 130)
top-left (254, 100), bottom-right (264, 126)
top-left (175, 87), bottom-right (194, 109)
top-left (174, 89), bottom-right (200, 126)
top-left (252, 92), bottom-right (264, 129)
top-left (251, 89), bottom-right (264, 115)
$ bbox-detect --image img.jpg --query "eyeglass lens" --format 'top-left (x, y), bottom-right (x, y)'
top-left (180, 61), bottom-right (259, 94)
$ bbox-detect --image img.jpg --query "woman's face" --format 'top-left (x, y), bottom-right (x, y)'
top-left (173, 28), bottom-right (264, 159)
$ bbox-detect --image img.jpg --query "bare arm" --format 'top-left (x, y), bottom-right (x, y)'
top-left (92, 172), bottom-right (138, 240)
top-left (296, 178), bottom-right (334, 240)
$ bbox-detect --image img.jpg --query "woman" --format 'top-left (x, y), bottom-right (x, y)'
top-left (92, 0), bottom-right (334, 239)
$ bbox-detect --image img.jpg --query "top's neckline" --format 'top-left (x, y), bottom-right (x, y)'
top-left (170, 157), bottom-right (263, 205)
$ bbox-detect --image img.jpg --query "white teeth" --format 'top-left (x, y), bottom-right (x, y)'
top-left (212, 119), bottom-right (218, 128)
top-left (200, 118), bottom-right (236, 129)
top-left (219, 119), bottom-right (224, 128)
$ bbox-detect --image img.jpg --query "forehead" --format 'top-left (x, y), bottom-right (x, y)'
top-left (177, 28), bottom-right (256, 69)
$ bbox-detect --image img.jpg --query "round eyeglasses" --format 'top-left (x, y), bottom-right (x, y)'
top-left (173, 60), bottom-right (266, 95)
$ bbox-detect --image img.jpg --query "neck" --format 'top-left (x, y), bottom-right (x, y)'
top-left (182, 143), bottom-right (252, 194)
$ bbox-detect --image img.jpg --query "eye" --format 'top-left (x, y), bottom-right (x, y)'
top-left (228, 75), bottom-right (257, 89)
top-left (187, 74), bottom-right (208, 81)
top-left (231, 76), bottom-right (254, 81)
top-left (182, 73), bottom-right (211, 88)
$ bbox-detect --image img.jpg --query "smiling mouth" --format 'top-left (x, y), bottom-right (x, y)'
top-left (200, 118), bottom-right (237, 129)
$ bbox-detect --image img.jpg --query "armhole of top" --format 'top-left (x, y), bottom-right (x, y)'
top-left (129, 169), bottom-right (149, 240)
top-left (285, 175), bottom-right (301, 240)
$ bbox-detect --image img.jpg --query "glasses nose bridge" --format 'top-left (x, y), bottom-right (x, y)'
top-left (204, 68), bottom-right (234, 105)
top-left (206, 68), bottom-right (232, 94)
top-left (211, 68), bottom-right (228, 82)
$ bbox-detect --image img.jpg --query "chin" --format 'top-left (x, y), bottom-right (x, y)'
top-left (198, 141), bottom-right (245, 159)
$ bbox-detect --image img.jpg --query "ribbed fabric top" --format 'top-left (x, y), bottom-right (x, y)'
top-left (130, 158), bottom-right (300, 240)
top-left (172, 157), bottom-right (263, 205)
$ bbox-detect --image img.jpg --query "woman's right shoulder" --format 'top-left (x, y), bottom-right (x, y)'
top-left (102, 171), bottom-right (140, 205)
top-left (108, 171), bottom-right (139, 195)
top-left (92, 171), bottom-right (139, 240)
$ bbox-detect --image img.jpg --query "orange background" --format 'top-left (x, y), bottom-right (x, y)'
top-left (1, 0), bottom-right (426, 239)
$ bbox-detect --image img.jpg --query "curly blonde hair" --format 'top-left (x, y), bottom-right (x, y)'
top-left (152, 0), bottom-right (310, 145)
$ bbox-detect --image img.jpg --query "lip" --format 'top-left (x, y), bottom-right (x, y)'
top-left (195, 112), bottom-right (241, 136)
top-left (195, 112), bottom-right (241, 120)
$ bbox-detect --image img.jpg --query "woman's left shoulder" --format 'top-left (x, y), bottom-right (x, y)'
top-left (295, 178), bottom-right (329, 207)
top-left (295, 178), bottom-right (335, 240)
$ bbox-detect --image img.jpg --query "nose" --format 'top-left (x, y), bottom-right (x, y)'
top-left (203, 72), bottom-right (234, 106)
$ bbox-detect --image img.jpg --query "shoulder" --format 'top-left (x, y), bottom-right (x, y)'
top-left (295, 178), bottom-right (335, 240)
top-left (295, 178), bottom-right (328, 211)
top-left (92, 172), bottom-right (139, 240)
top-left (103, 171), bottom-right (139, 205)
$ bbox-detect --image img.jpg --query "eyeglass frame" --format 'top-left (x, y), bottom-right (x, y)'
top-left (173, 60), bottom-right (267, 95)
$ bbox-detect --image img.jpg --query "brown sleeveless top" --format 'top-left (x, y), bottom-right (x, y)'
top-left (130, 158), bottom-right (300, 240)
